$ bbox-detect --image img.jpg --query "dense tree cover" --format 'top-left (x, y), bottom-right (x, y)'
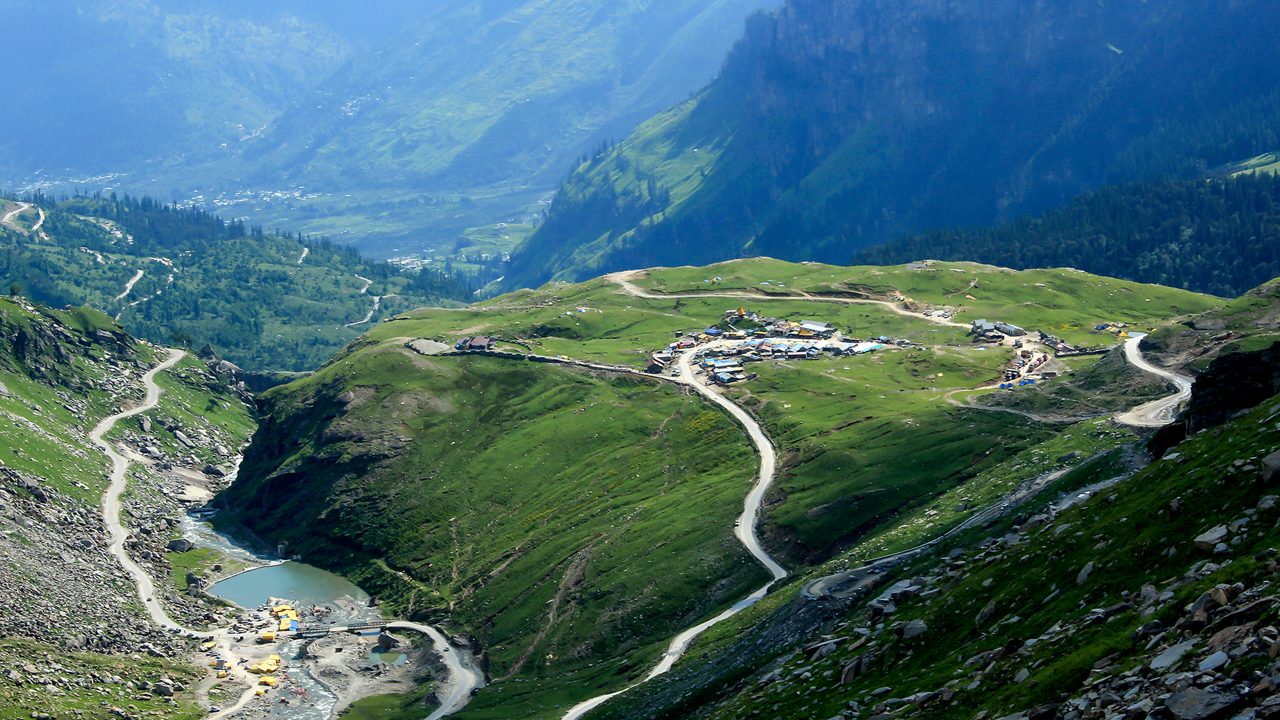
top-left (0, 193), bottom-right (473, 371)
top-left (856, 174), bottom-right (1280, 298)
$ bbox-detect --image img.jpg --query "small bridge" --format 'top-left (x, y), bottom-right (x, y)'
top-left (291, 623), bottom-right (388, 639)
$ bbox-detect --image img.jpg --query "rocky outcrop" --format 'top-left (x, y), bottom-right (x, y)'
top-left (1151, 342), bottom-right (1280, 457)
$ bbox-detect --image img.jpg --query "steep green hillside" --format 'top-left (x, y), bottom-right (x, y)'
top-left (505, 0), bottom-right (1280, 288)
top-left (190, 0), bottom-right (778, 256)
top-left (0, 296), bottom-right (255, 718)
top-left (225, 353), bottom-right (765, 717)
top-left (582, 345), bottom-right (1280, 720)
top-left (0, 194), bottom-right (469, 371)
top-left (630, 259), bottom-right (1220, 344)
top-left (227, 258), bottom-right (1223, 717)
top-left (856, 173), bottom-right (1280, 297)
top-left (237, 0), bottom-right (776, 193)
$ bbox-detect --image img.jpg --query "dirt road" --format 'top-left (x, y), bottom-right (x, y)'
top-left (386, 622), bottom-right (484, 719)
top-left (1, 201), bottom-right (31, 230)
top-left (93, 348), bottom-right (189, 629)
top-left (1115, 335), bottom-right (1193, 427)
top-left (2, 201), bottom-right (45, 238)
top-left (561, 345), bottom-right (788, 719)
top-left (114, 269), bottom-right (145, 302)
top-left (607, 270), bottom-right (970, 330)
top-left (345, 295), bottom-right (383, 328)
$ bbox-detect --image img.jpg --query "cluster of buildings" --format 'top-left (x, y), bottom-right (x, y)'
top-left (1002, 349), bottom-right (1052, 382)
top-left (643, 308), bottom-right (905, 384)
top-left (454, 336), bottom-right (495, 352)
top-left (970, 319), bottom-right (1027, 342)
top-left (720, 308), bottom-right (838, 339)
top-left (695, 339), bottom-right (892, 384)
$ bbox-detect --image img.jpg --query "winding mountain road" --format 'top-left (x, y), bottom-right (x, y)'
top-left (345, 295), bottom-right (383, 328)
top-left (114, 269), bottom-right (146, 302)
top-left (803, 339), bottom-right (1193, 602)
top-left (557, 274), bottom-right (1193, 712)
top-left (416, 278), bottom-right (1197, 717)
top-left (93, 348), bottom-right (189, 630)
top-left (1115, 335), bottom-right (1194, 427)
top-left (2, 201), bottom-right (31, 230)
top-left (89, 351), bottom-right (270, 718)
top-left (386, 622), bottom-right (483, 720)
top-left (561, 346), bottom-right (788, 720)
top-left (607, 270), bottom-right (970, 330)
top-left (92, 349), bottom-right (480, 720)
top-left (2, 201), bottom-right (47, 239)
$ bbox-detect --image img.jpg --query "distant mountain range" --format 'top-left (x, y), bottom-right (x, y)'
top-left (1, 0), bottom-right (778, 256)
top-left (504, 0), bottom-right (1280, 290)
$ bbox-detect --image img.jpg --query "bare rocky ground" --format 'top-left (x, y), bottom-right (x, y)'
top-left (0, 311), bottom-right (255, 717)
top-left (0, 463), bottom-right (184, 657)
top-left (810, 504), bottom-right (1280, 720)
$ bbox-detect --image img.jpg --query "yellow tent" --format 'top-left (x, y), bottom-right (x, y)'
top-left (248, 655), bottom-right (282, 674)
top-left (259, 677), bottom-right (279, 687)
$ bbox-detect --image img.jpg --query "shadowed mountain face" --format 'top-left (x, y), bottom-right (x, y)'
top-left (504, 0), bottom-right (1280, 289)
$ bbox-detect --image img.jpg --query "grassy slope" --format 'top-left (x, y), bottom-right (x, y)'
top-left (636, 260), bottom-right (1222, 345)
top-left (725, 349), bottom-right (1052, 560)
top-left (1144, 277), bottom-right (1280, 371)
top-left (687, 395), bottom-right (1280, 720)
top-left (0, 299), bottom-right (146, 502)
top-left (346, 259), bottom-right (1218, 562)
top-left (584, 408), bottom-right (1147, 717)
top-left (227, 350), bottom-right (764, 718)
top-left (373, 260), bottom-right (1218, 363)
top-left (581, 378), bottom-right (1278, 719)
top-left (233, 259), bottom-right (1220, 716)
top-left (0, 298), bottom-right (255, 718)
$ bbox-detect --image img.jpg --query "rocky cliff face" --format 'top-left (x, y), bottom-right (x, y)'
top-left (506, 0), bottom-right (1280, 288)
